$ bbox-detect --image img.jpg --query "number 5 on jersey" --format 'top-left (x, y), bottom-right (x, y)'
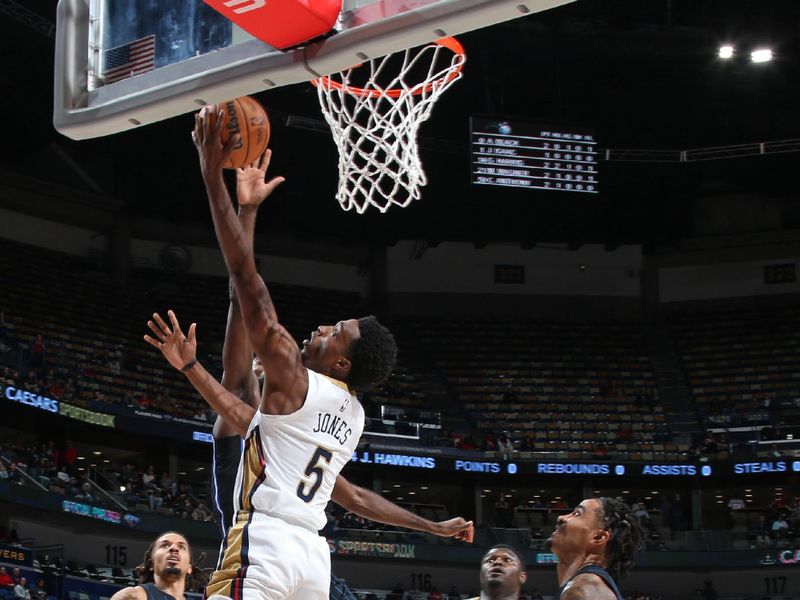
top-left (297, 446), bottom-right (333, 502)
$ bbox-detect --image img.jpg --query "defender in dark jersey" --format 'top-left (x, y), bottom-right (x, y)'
top-left (549, 498), bottom-right (644, 600)
top-left (468, 544), bottom-right (527, 599)
top-left (109, 532), bottom-right (206, 600)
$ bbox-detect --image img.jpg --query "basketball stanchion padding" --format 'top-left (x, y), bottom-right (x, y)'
top-left (311, 37), bottom-right (466, 214)
top-left (201, 0), bottom-right (342, 50)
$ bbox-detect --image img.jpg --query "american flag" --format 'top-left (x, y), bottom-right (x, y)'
top-left (102, 35), bottom-right (156, 84)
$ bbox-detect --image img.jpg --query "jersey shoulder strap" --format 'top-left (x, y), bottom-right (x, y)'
top-left (139, 583), bottom-right (177, 600)
top-left (573, 565), bottom-right (623, 600)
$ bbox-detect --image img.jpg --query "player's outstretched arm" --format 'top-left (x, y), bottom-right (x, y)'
top-left (217, 152), bottom-right (286, 435)
top-left (193, 109), bottom-right (306, 414)
top-left (145, 310), bottom-right (255, 437)
top-left (331, 476), bottom-right (474, 542)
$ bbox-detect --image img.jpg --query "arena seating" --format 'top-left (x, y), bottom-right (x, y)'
top-left (399, 317), bottom-right (671, 459)
top-left (670, 307), bottom-right (800, 429)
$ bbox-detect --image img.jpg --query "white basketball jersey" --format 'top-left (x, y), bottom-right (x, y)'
top-left (232, 368), bottom-right (364, 531)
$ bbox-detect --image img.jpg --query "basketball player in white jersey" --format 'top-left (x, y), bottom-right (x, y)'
top-left (149, 106), bottom-right (460, 600)
top-left (194, 151), bottom-right (473, 599)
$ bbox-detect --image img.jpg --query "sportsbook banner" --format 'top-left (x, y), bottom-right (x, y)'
top-left (331, 540), bottom-right (417, 559)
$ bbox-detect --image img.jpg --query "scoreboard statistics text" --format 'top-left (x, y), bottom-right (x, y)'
top-left (470, 117), bottom-right (599, 193)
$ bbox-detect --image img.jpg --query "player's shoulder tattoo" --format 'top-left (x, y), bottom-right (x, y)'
top-left (561, 574), bottom-right (616, 600)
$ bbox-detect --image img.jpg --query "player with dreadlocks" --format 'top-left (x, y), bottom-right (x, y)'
top-left (549, 497), bottom-right (644, 600)
top-left (109, 532), bottom-right (208, 600)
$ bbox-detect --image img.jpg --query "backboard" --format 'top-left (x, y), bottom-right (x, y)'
top-left (54, 0), bottom-right (576, 140)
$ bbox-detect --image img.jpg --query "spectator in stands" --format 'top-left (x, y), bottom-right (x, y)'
top-left (484, 433), bottom-right (497, 451)
top-left (631, 501), bottom-right (650, 526)
top-left (462, 435), bottom-right (480, 451)
top-left (494, 496), bottom-right (512, 528)
top-left (138, 391), bottom-right (154, 410)
top-left (617, 425), bottom-right (634, 443)
top-left (753, 514), bottom-right (771, 547)
top-left (387, 583), bottom-right (406, 600)
top-left (148, 489), bottom-right (164, 512)
top-left (790, 499), bottom-right (800, 528)
top-left (30, 334), bottom-right (44, 370)
top-left (0, 463), bottom-right (8, 481)
top-left (142, 465), bottom-right (156, 487)
top-left (13, 577), bottom-right (29, 600)
top-left (75, 481), bottom-right (93, 502)
top-left (664, 493), bottom-right (684, 534)
top-left (191, 502), bottom-right (211, 522)
top-left (428, 587), bottom-right (443, 600)
top-left (471, 546), bottom-right (526, 600)
top-left (446, 586), bottom-right (461, 600)
top-left (160, 473), bottom-right (176, 497)
top-left (31, 580), bottom-right (48, 600)
top-left (772, 515), bottom-right (789, 540)
top-left (701, 431), bottom-right (718, 454)
top-left (498, 434), bottom-right (514, 454)
top-left (0, 567), bottom-right (15, 593)
top-left (10, 569), bottom-right (20, 586)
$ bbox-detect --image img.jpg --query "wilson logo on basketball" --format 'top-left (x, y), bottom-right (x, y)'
top-left (224, 101), bottom-right (243, 150)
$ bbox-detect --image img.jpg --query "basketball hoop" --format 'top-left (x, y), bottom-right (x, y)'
top-left (312, 37), bottom-right (466, 214)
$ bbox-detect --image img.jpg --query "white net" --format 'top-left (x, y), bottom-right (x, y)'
top-left (312, 38), bottom-right (466, 214)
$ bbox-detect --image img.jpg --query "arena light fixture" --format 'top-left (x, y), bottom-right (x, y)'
top-left (751, 48), bottom-right (773, 63)
top-left (718, 45), bottom-right (734, 59)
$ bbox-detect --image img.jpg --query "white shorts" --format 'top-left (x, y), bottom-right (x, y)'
top-left (207, 512), bottom-right (331, 600)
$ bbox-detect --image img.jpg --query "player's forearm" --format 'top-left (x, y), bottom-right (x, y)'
top-left (343, 487), bottom-right (436, 533)
top-left (183, 360), bottom-right (255, 437)
top-left (220, 297), bottom-right (253, 393)
top-left (204, 171), bottom-right (254, 277)
top-left (204, 171), bottom-right (277, 327)
top-left (238, 205), bottom-right (259, 250)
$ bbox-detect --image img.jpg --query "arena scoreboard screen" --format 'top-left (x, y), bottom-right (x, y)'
top-left (470, 117), bottom-right (599, 193)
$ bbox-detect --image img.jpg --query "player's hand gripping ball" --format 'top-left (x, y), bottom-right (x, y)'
top-left (206, 96), bottom-right (271, 169)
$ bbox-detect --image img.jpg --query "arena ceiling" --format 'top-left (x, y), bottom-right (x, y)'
top-left (2, 0), bottom-right (800, 253)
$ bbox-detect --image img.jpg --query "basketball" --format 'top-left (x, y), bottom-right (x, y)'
top-left (208, 96), bottom-right (271, 169)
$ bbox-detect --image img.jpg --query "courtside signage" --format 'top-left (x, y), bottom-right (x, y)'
top-left (1, 384), bottom-right (59, 413)
top-left (733, 461), bottom-right (792, 474)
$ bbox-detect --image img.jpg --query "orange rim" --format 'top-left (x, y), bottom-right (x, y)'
top-left (311, 37), bottom-right (465, 99)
